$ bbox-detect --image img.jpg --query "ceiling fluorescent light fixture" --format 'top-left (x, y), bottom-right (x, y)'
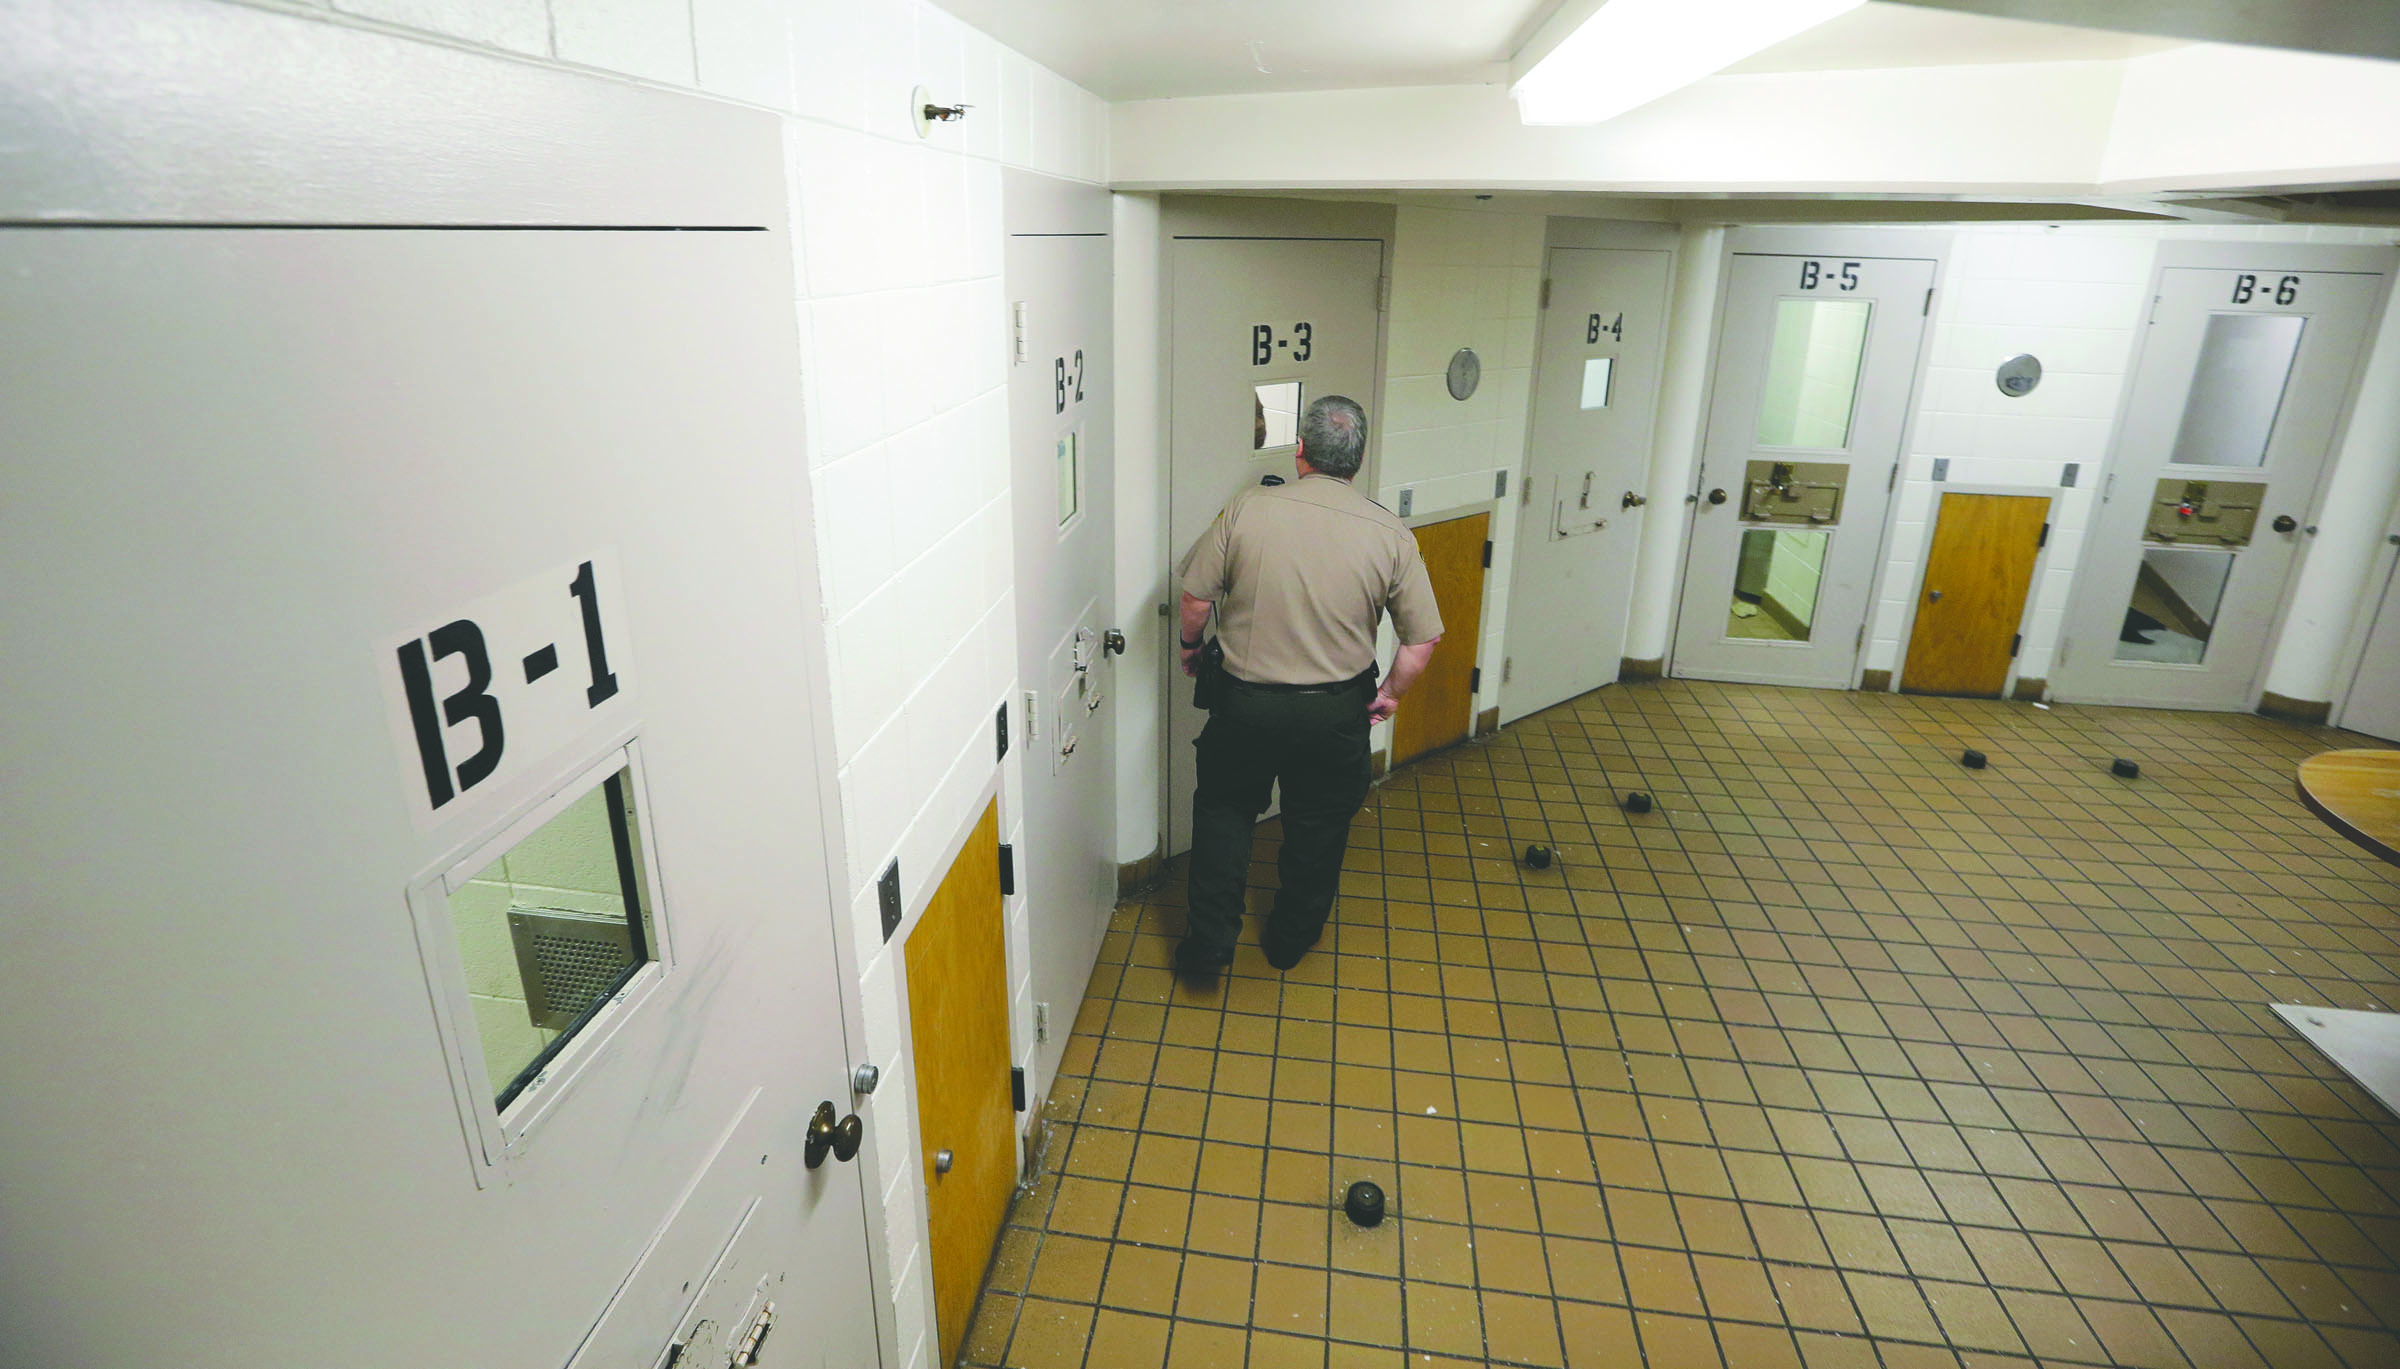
top-left (1511, 0), bottom-right (1867, 125)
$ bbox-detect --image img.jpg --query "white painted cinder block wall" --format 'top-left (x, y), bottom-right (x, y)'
top-left (1867, 221), bottom-right (2400, 694)
top-left (1372, 205), bottom-right (1546, 748)
top-left (216, 4), bottom-right (1105, 1366)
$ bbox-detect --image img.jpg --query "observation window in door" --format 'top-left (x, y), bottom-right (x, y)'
top-left (1728, 528), bottom-right (1829, 643)
top-left (2169, 313), bottom-right (2305, 469)
top-left (1056, 432), bottom-right (1080, 527)
top-left (444, 766), bottom-right (656, 1109)
top-left (1579, 357), bottom-right (1615, 410)
top-left (1255, 381), bottom-right (1302, 449)
top-left (1755, 299), bottom-right (1872, 450)
top-left (2115, 547), bottom-right (2234, 665)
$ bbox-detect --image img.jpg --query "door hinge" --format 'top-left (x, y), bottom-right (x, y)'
top-left (1011, 1065), bottom-right (1027, 1112)
top-left (1377, 274), bottom-right (1391, 314)
top-left (1482, 540), bottom-right (1493, 568)
top-left (1923, 287), bottom-right (1934, 316)
top-left (2037, 522), bottom-right (2049, 548)
top-left (1502, 656), bottom-right (1513, 684)
top-left (1855, 625), bottom-right (1866, 652)
top-left (998, 843), bottom-right (1016, 896)
top-left (2057, 638), bottom-right (2072, 669)
top-left (2010, 633), bottom-right (2022, 658)
top-left (1539, 277), bottom-right (1552, 309)
top-left (2103, 472), bottom-right (2117, 503)
top-left (1470, 667), bottom-right (1482, 692)
top-left (1887, 461), bottom-right (1898, 493)
top-left (2148, 294), bottom-right (2162, 325)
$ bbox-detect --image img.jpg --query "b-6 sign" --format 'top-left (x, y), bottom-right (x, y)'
top-left (385, 553), bottom-right (635, 823)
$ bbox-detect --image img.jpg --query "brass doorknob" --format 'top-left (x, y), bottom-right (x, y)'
top-left (1706, 488), bottom-right (1727, 505)
top-left (1622, 491), bottom-right (1647, 510)
top-left (805, 1100), bottom-right (863, 1169)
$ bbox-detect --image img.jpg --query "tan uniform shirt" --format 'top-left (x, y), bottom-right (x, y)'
top-left (1178, 473), bottom-right (1443, 685)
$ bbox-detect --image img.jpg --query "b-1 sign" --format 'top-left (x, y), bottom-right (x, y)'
top-left (384, 553), bottom-right (635, 824)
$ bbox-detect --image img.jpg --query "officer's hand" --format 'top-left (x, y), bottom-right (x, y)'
top-left (1180, 646), bottom-right (1202, 678)
top-left (1367, 691), bottom-right (1399, 725)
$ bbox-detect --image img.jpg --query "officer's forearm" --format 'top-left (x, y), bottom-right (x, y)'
top-left (1179, 593), bottom-right (1215, 646)
top-left (1382, 638), bottom-right (1441, 699)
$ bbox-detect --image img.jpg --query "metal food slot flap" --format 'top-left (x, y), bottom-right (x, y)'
top-left (1553, 471), bottom-right (1607, 540)
top-left (2144, 478), bottom-right (2264, 546)
top-left (1741, 459), bottom-right (1846, 524)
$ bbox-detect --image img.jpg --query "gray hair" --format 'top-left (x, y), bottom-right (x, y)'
top-left (1299, 395), bottom-right (1368, 478)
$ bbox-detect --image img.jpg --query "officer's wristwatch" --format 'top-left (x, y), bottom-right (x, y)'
top-left (1180, 637), bottom-right (1204, 650)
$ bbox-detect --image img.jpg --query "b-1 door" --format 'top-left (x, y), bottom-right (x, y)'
top-left (1004, 170), bottom-right (1115, 1102)
top-left (2055, 263), bottom-right (2384, 709)
top-left (0, 176), bottom-right (875, 1368)
top-left (1166, 237), bottom-right (1384, 855)
top-left (1504, 246), bottom-right (1671, 722)
top-left (1673, 252), bottom-right (1935, 687)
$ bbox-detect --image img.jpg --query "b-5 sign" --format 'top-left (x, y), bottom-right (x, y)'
top-left (384, 553), bottom-right (635, 824)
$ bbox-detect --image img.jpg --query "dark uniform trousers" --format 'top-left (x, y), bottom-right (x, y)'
top-left (1184, 668), bottom-right (1376, 965)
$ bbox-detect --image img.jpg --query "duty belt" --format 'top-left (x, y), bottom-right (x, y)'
top-left (1226, 663), bottom-right (1379, 695)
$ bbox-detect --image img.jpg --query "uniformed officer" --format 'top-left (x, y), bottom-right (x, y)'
top-left (1174, 394), bottom-right (1444, 979)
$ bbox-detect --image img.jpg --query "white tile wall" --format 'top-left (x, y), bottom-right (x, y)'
top-left (224, 2), bottom-right (1109, 1361)
top-left (1371, 206), bottom-right (1545, 746)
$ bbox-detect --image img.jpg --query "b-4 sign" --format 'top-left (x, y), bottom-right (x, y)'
top-left (384, 553), bottom-right (635, 823)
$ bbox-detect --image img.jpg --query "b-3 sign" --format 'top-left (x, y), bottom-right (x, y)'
top-left (384, 553), bottom-right (635, 824)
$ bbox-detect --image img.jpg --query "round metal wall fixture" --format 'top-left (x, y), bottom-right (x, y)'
top-left (1995, 353), bottom-right (2043, 398)
top-left (1446, 348), bottom-right (1482, 401)
top-left (910, 85), bottom-right (934, 139)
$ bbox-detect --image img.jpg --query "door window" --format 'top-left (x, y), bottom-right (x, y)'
top-left (1254, 381), bottom-right (1302, 449)
top-left (1056, 432), bottom-right (1079, 526)
top-left (1755, 299), bottom-right (1873, 450)
top-left (1579, 356), bottom-right (1614, 410)
top-left (1728, 528), bottom-right (1829, 642)
top-left (2169, 313), bottom-right (2305, 468)
top-left (445, 766), bottom-right (655, 1108)
top-left (2115, 546), bottom-right (2234, 664)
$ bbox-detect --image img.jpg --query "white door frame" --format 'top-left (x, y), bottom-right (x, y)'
top-left (1886, 484), bottom-right (2062, 700)
top-left (1666, 226), bottom-right (1951, 688)
top-left (2057, 241), bottom-right (2396, 711)
top-left (0, 4), bottom-right (890, 1363)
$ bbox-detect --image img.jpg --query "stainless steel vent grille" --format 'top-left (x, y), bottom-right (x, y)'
top-left (507, 907), bottom-right (636, 1030)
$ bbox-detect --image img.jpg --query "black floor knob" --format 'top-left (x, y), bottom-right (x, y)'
top-left (1344, 1180), bottom-right (1385, 1228)
top-left (1522, 844), bottom-right (1552, 870)
top-left (1961, 750), bottom-right (1987, 769)
top-left (1623, 791), bottom-right (1652, 813)
top-left (2111, 758), bottom-right (2140, 779)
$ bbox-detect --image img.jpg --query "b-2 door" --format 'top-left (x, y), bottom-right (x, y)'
top-left (1504, 245), bottom-right (1672, 722)
top-left (1166, 236), bottom-right (1384, 855)
top-left (1674, 252), bottom-right (1935, 687)
top-left (1005, 171), bottom-right (1115, 1102)
top-left (2056, 263), bottom-right (2385, 709)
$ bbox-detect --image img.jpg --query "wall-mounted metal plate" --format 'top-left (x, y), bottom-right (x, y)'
top-left (1740, 459), bottom-right (1847, 525)
top-left (1446, 348), bottom-right (1481, 401)
top-left (1996, 353), bottom-right (2043, 397)
top-left (508, 907), bottom-right (637, 1031)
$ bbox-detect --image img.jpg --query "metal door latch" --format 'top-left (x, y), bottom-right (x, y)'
top-left (1621, 491), bottom-right (1647, 510)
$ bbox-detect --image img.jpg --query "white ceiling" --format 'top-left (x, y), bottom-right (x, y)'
top-left (932, 0), bottom-right (2186, 102)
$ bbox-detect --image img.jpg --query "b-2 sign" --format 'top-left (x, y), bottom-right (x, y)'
top-left (385, 552), bottom-right (635, 824)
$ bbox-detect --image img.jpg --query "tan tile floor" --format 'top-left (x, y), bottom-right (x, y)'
top-left (968, 681), bottom-right (2400, 1367)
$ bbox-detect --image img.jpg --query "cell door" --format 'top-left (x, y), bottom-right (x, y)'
top-left (1504, 246), bottom-right (1672, 722)
top-left (1004, 171), bottom-right (1115, 1106)
top-left (0, 228), bottom-right (878, 1366)
top-left (1166, 237), bottom-right (1384, 856)
top-left (1673, 252), bottom-right (1936, 687)
top-left (2056, 264), bottom-right (2386, 709)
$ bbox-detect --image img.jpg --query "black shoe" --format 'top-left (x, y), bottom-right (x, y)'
top-left (1174, 941), bottom-right (1232, 988)
top-left (1262, 931), bottom-right (1318, 971)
